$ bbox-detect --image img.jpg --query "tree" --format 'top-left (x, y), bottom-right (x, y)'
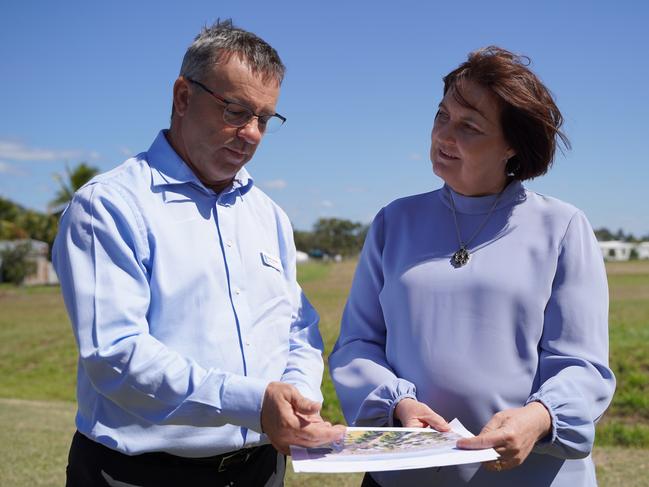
top-left (49, 162), bottom-right (99, 214)
top-left (311, 218), bottom-right (368, 257)
top-left (16, 211), bottom-right (59, 256)
top-left (0, 198), bottom-right (29, 239)
top-left (594, 227), bottom-right (614, 241)
top-left (294, 230), bottom-right (314, 253)
top-left (0, 197), bottom-right (22, 222)
top-left (0, 242), bottom-right (36, 285)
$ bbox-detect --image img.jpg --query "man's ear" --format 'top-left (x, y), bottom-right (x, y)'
top-left (172, 77), bottom-right (190, 117)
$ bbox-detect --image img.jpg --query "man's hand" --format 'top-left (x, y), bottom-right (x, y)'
top-left (393, 398), bottom-right (450, 431)
top-left (456, 401), bottom-right (552, 472)
top-left (260, 382), bottom-right (346, 455)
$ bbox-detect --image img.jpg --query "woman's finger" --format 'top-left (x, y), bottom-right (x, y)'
top-left (419, 411), bottom-right (451, 431)
top-left (457, 428), bottom-right (506, 450)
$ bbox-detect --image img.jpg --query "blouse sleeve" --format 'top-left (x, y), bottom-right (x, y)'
top-left (527, 210), bottom-right (616, 458)
top-left (329, 209), bottom-right (417, 427)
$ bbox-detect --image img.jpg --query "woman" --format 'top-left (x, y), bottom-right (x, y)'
top-left (329, 46), bottom-right (615, 486)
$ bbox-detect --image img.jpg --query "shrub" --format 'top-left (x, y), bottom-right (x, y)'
top-left (0, 242), bottom-right (36, 285)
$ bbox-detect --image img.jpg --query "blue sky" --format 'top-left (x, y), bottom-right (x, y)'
top-left (1, 1), bottom-right (648, 235)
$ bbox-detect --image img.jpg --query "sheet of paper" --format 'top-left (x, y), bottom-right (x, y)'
top-left (291, 418), bottom-right (498, 473)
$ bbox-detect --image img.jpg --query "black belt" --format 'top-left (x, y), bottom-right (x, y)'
top-left (73, 431), bottom-right (263, 473)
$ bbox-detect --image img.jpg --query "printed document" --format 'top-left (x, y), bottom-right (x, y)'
top-left (291, 418), bottom-right (498, 473)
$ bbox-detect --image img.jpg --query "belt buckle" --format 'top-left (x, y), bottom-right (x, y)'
top-left (217, 449), bottom-right (251, 473)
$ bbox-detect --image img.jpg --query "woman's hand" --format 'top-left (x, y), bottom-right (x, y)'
top-left (456, 401), bottom-right (551, 472)
top-left (393, 398), bottom-right (450, 431)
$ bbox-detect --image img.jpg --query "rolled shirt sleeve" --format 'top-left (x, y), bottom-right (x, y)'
top-left (528, 211), bottom-right (616, 458)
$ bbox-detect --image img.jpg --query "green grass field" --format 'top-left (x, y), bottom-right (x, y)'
top-left (0, 260), bottom-right (648, 486)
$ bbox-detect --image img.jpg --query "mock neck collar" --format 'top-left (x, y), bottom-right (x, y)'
top-left (147, 130), bottom-right (254, 197)
top-left (439, 180), bottom-right (526, 215)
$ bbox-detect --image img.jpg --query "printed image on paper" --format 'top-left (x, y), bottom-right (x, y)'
top-left (321, 428), bottom-right (462, 457)
top-left (291, 419), bottom-right (499, 473)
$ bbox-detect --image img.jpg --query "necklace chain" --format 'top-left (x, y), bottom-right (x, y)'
top-left (448, 187), bottom-right (504, 267)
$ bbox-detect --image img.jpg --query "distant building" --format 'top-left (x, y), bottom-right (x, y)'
top-left (0, 239), bottom-right (58, 285)
top-left (637, 242), bottom-right (649, 260)
top-left (597, 240), bottom-right (649, 261)
top-left (296, 250), bottom-right (309, 264)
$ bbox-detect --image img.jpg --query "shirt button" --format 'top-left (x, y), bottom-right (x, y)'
top-left (234, 288), bottom-right (241, 295)
top-left (245, 341), bottom-right (250, 347)
top-left (226, 240), bottom-right (233, 247)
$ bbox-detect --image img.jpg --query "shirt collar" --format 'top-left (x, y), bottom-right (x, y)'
top-left (439, 179), bottom-right (526, 215)
top-left (147, 130), bottom-right (254, 198)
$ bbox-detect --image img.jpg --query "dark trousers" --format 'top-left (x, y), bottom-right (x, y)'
top-left (66, 431), bottom-right (285, 487)
top-left (361, 473), bottom-right (383, 487)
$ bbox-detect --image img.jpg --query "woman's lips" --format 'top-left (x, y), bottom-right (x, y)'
top-left (438, 148), bottom-right (459, 160)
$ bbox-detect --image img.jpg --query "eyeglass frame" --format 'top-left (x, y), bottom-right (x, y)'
top-left (185, 77), bottom-right (286, 132)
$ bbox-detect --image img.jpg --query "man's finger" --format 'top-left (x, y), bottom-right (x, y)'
top-left (294, 423), bottom-right (346, 445)
top-left (291, 394), bottom-right (322, 415)
top-left (304, 422), bottom-right (346, 441)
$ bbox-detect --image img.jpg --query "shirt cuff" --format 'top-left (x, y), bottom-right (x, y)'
top-left (526, 392), bottom-right (558, 451)
top-left (220, 375), bottom-right (269, 433)
top-left (354, 378), bottom-right (417, 426)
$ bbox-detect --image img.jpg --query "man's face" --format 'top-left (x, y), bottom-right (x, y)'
top-left (170, 56), bottom-right (280, 192)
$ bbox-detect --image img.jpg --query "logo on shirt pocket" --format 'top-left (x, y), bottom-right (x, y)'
top-left (260, 252), bottom-right (282, 272)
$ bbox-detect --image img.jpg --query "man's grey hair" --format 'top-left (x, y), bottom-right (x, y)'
top-left (180, 19), bottom-right (285, 84)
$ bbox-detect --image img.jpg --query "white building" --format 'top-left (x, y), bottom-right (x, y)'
top-left (598, 240), bottom-right (647, 261)
top-left (636, 242), bottom-right (649, 260)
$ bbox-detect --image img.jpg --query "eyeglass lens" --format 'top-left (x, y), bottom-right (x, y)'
top-left (222, 104), bottom-right (284, 133)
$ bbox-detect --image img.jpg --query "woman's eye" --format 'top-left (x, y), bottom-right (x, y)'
top-left (435, 110), bottom-right (449, 121)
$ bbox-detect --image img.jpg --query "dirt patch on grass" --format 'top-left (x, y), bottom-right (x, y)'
top-left (594, 446), bottom-right (649, 486)
top-left (606, 261), bottom-right (649, 275)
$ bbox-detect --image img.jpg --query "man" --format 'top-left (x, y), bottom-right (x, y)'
top-left (53, 20), bottom-right (344, 487)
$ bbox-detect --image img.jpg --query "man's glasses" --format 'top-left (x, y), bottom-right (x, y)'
top-left (186, 78), bottom-right (286, 133)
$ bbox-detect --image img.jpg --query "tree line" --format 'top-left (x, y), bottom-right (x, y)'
top-left (0, 163), bottom-right (99, 254)
top-left (594, 227), bottom-right (649, 242)
top-left (294, 218), bottom-right (369, 258)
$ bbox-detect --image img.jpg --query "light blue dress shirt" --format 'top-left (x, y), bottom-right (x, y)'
top-left (53, 130), bottom-right (325, 457)
top-left (329, 181), bottom-right (615, 486)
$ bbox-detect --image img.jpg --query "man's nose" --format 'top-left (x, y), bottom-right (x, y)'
top-left (237, 117), bottom-right (263, 145)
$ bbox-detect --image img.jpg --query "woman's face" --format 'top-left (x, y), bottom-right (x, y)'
top-left (430, 79), bottom-right (515, 196)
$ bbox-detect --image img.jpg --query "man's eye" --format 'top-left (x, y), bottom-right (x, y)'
top-left (226, 106), bottom-right (249, 116)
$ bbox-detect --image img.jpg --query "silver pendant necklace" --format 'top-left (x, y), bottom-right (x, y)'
top-left (448, 187), bottom-right (503, 268)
